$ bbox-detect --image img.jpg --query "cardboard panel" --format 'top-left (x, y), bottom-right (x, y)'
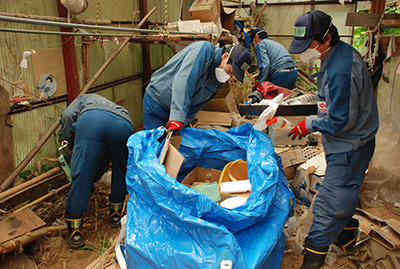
top-left (31, 48), bottom-right (67, 100)
top-left (195, 111), bottom-right (232, 126)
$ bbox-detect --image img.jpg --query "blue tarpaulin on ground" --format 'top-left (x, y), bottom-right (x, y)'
top-left (124, 123), bottom-right (293, 268)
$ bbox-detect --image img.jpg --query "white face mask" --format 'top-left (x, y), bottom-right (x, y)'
top-left (300, 44), bottom-right (330, 63)
top-left (300, 22), bottom-right (332, 63)
top-left (215, 48), bottom-right (233, 83)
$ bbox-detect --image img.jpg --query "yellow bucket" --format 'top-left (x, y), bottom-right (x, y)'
top-left (218, 160), bottom-right (250, 197)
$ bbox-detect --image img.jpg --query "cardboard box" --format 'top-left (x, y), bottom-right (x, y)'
top-left (201, 18), bottom-right (222, 37)
top-left (220, 5), bottom-right (235, 34)
top-left (181, 0), bottom-right (195, 21)
top-left (181, 167), bottom-right (222, 187)
top-left (196, 84), bottom-right (238, 127)
top-left (181, 167), bottom-right (235, 203)
top-left (189, 0), bottom-right (220, 25)
top-left (278, 148), bottom-right (306, 168)
top-left (291, 153), bottom-right (326, 206)
top-left (195, 110), bottom-right (232, 126)
top-left (202, 90), bottom-right (238, 114)
top-left (159, 134), bottom-right (185, 179)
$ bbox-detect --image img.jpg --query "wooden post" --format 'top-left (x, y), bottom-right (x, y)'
top-left (255, 1), bottom-right (268, 28)
top-left (0, 86), bottom-right (15, 187)
top-left (57, 0), bottom-right (81, 104)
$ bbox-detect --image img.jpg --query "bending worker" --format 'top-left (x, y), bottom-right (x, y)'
top-left (143, 41), bottom-right (252, 134)
top-left (288, 10), bottom-right (379, 269)
top-left (251, 28), bottom-right (298, 90)
top-left (59, 93), bottom-right (133, 249)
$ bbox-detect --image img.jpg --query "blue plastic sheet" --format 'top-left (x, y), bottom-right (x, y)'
top-left (125, 123), bottom-right (294, 268)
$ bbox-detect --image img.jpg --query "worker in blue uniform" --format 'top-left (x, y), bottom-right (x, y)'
top-left (251, 28), bottom-right (298, 90)
top-left (143, 41), bottom-right (252, 135)
top-left (288, 10), bottom-right (379, 269)
top-left (59, 94), bottom-right (133, 249)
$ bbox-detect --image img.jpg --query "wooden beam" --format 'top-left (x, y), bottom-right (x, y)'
top-left (346, 12), bottom-right (400, 28)
top-left (371, 0), bottom-right (385, 13)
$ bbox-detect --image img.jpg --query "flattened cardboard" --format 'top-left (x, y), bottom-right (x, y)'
top-left (159, 133), bottom-right (185, 179)
top-left (354, 209), bottom-right (400, 251)
top-left (31, 48), bottom-right (67, 99)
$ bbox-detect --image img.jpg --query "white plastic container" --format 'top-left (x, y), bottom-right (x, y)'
top-left (253, 94), bottom-right (284, 131)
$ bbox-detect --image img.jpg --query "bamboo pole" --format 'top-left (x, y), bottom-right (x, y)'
top-left (0, 224), bottom-right (91, 254)
top-left (255, 1), bottom-right (268, 27)
top-left (0, 167), bottom-right (60, 200)
top-left (0, 7), bottom-right (158, 193)
top-left (0, 11), bottom-right (111, 25)
top-left (14, 182), bottom-right (71, 213)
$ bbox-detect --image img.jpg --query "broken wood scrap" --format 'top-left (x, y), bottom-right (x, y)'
top-left (0, 167), bottom-right (60, 203)
top-left (0, 224), bottom-right (91, 255)
top-left (34, 201), bottom-right (65, 226)
top-left (14, 182), bottom-right (70, 214)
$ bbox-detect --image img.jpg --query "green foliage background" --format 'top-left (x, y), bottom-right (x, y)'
top-left (353, 8), bottom-right (400, 52)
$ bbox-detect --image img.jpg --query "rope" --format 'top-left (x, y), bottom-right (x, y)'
top-left (94, 0), bottom-right (104, 49)
top-left (163, 0), bottom-right (170, 42)
top-left (363, 13), bottom-right (384, 72)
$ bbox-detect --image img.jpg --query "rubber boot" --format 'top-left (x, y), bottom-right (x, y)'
top-left (109, 196), bottom-right (124, 229)
top-left (300, 238), bottom-right (329, 269)
top-left (333, 218), bottom-right (359, 254)
top-left (65, 213), bottom-right (84, 249)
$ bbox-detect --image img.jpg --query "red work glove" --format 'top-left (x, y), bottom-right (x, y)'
top-left (166, 120), bottom-right (183, 136)
top-left (288, 120), bottom-right (309, 140)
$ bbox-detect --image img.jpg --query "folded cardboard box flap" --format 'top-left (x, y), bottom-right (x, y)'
top-left (354, 209), bottom-right (400, 251)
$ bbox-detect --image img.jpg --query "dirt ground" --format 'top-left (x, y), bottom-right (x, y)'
top-left (3, 177), bottom-right (400, 269)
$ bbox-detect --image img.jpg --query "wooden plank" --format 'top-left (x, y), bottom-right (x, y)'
top-left (346, 12), bottom-right (400, 28)
top-left (0, 208), bottom-right (45, 244)
top-left (0, 86), bottom-right (15, 186)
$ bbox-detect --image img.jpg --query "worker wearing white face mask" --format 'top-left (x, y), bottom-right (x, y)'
top-left (143, 41), bottom-right (252, 135)
top-left (288, 10), bottom-right (379, 269)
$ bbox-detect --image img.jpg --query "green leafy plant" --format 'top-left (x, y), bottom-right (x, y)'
top-left (352, 8), bottom-right (400, 52)
top-left (97, 235), bottom-right (113, 255)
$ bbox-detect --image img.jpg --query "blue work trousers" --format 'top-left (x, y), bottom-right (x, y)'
top-left (270, 69), bottom-right (298, 90)
top-left (142, 92), bottom-right (169, 130)
top-left (64, 110), bottom-right (133, 215)
top-left (308, 138), bottom-right (375, 247)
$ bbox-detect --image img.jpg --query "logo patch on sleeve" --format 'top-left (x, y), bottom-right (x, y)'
top-left (318, 101), bottom-right (327, 113)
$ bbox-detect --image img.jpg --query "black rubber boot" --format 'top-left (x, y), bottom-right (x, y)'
top-left (333, 218), bottom-right (359, 254)
top-left (65, 213), bottom-right (84, 249)
top-left (109, 196), bottom-right (124, 229)
top-left (300, 238), bottom-right (329, 269)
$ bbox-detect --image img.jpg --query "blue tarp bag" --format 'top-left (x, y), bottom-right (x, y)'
top-left (124, 123), bottom-right (294, 268)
